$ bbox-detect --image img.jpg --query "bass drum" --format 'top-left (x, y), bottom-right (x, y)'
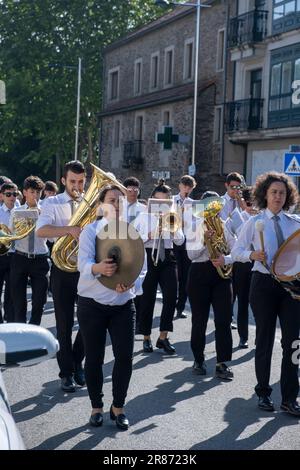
top-left (271, 228), bottom-right (300, 300)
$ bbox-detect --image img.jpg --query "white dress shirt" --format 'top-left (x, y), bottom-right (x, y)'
top-left (121, 199), bottom-right (146, 224)
top-left (77, 219), bottom-right (147, 306)
top-left (220, 192), bottom-right (242, 221)
top-left (186, 218), bottom-right (236, 265)
top-left (12, 203), bottom-right (48, 255)
top-left (231, 209), bottom-right (300, 275)
top-left (36, 190), bottom-right (80, 242)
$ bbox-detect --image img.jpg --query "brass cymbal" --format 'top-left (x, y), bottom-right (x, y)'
top-left (96, 220), bottom-right (145, 290)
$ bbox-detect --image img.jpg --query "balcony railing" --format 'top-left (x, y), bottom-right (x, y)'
top-left (228, 10), bottom-right (268, 48)
top-left (225, 98), bottom-right (264, 132)
top-left (123, 140), bottom-right (144, 169)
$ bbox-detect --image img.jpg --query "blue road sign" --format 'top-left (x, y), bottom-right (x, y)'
top-left (284, 152), bottom-right (300, 176)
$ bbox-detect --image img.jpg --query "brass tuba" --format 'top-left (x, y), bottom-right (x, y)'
top-left (51, 163), bottom-right (126, 273)
top-left (0, 210), bottom-right (38, 255)
top-left (194, 197), bottom-right (232, 279)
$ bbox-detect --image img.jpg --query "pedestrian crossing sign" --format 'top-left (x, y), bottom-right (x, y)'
top-left (284, 152), bottom-right (300, 176)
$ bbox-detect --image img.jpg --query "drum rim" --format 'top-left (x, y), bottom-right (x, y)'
top-left (271, 227), bottom-right (300, 281)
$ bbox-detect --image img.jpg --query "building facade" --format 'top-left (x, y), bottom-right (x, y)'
top-left (224, 0), bottom-right (300, 185)
top-left (99, 0), bottom-right (228, 197)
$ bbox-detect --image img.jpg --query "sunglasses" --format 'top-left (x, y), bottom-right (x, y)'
top-left (3, 192), bottom-right (18, 197)
top-left (126, 187), bottom-right (139, 192)
top-left (229, 185), bottom-right (242, 190)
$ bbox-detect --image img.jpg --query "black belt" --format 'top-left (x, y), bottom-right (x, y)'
top-left (15, 250), bottom-right (49, 259)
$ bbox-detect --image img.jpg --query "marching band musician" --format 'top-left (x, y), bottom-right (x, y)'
top-left (10, 176), bottom-right (49, 325)
top-left (122, 176), bottom-right (146, 224)
top-left (219, 172), bottom-right (245, 221)
top-left (135, 181), bottom-right (185, 355)
top-left (173, 175), bottom-right (196, 319)
top-left (225, 187), bottom-right (256, 348)
top-left (36, 160), bottom-right (86, 393)
top-left (186, 191), bottom-right (235, 380)
top-left (231, 172), bottom-right (300, 416)
top-left (0, 181), bottom-right (19, 323)
top-left (77, 184), bottom-right (147, 429)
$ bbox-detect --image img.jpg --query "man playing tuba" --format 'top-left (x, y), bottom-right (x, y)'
top-left (36, 161), bottom-right (86, 393)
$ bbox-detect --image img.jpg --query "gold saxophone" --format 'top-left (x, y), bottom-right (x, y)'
top-left (194, 197), bottom-right (232, 279)
top-left (51, 163), bottom-right (126, 272)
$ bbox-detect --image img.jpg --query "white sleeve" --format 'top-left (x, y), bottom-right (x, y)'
top-left (134, 251), bottom-right (148, 295)
top-left (231, 218), bottom-right (254, 263)
top-left (78, 224), bottom-right (97, 280)
top-left (36, 199), bottom-right (56, 229)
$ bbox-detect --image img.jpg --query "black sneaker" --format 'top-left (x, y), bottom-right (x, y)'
top-left (192, 361), bottom-right (206, 375)
top-left (61, 376), bottom-right (76, 392)
top-left (176, 310), bottom-right (187, 319)
top-left (215, 363), bottom-right (234, 381)
top-left (143, 339), bottom-right (153, 353)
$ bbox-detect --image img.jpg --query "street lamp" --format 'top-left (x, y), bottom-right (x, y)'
top-left (155, 0), bottom-right (210, 174)
top-left (48, 57), bottom-right (82, 161)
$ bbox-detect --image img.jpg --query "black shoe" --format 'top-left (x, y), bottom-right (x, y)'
top-left (61, 376), bottom-right (76, 393)
top-left (215, 363), bottom-right (234, 381)
top-left (231, 322), bottom-right (238, 330)
top-left (258, 396), bottom-right (275, 412)
top-left (74, 364), bottom-right (86, 386)
top-left (238, 339), bottom-right (249, 349)
top-left (192, 361), bottom-right (206, 375)
top-left (110, 405), bottom-right (129, 430)
top-left (89, 412), bottom-right (103, 427)
top-left (156, 337), bottom-right (176, 355)
top-left (280, 401), bottom-right (300, 416)
top-left (143, 339), bottom-right (153, 353)
top-left (176, 310), bottom-right (187, 319)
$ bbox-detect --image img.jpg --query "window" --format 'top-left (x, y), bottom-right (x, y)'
top-left (114, 119), bottom-right (121, 148)
top-left (164, 47), bottom-right (174, 86)
top-left (150, 52), bottom-right (159, 90)
top-left (184, 39), bottom-right (194, 80)
top-left (135, 115), bottom-right (144, 141)
top-left (108, 68), bottom-right (119, 101)
top-left (163, 110), bottom-right (171, 126)
top-left (269, 44), bottom-right (300, 127)
top-left (134, 59), bottom-right (142, 96)
top-left (214, 106), bottom-right (223, 143)
top-left (272, 0), bottom-right (300, 34)
top-left (216, 30), bottom-right (225, 72)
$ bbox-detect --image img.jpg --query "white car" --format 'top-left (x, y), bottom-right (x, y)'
top-left (0, 323), bottom-right (58, 450)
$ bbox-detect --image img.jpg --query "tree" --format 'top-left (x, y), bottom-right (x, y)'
top-left (0, 0), bottom-right (161, 184)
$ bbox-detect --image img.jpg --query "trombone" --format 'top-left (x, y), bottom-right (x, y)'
top-left (151, 206), bottom-right (181, 266)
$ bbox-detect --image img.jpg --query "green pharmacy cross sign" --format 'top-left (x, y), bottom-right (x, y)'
top-left (156, 126), bottom-right (190, 150)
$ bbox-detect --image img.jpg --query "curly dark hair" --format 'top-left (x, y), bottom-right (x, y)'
top-left (253, 172), bottom-right (299, 210)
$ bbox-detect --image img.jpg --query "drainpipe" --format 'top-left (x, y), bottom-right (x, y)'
top-left (220, 0), bottom-right (231, 176)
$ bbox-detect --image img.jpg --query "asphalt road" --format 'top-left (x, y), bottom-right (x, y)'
top-left (3, 292), bottom-right (300, 450)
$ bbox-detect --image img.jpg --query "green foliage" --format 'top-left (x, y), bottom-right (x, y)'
top-left (0, 0), bottom-right (160, 184)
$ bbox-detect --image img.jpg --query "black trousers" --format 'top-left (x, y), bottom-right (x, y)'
top-left (10, 253), bottom-right (49, 325)
top-left (139, 248), bottom-right (177, 336)
top-left (233, 261), bottom-right (253, 341)
top-left (250, 272), bottom-right (300, 402)
top-left (0, 253), bottom-right (14, 323)
top-left (187, 261), bottom-right (233, 364)
top-left (51, 264), bottom-right (85, 378)
top-left (173, 243), bottom-right (191, 313)
top-left (77, 296), bottom-right (135, 409)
